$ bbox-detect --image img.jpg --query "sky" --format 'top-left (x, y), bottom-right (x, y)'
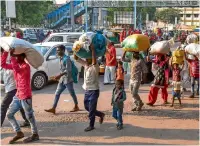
top-left (54, 0), bottom-right (67, 4)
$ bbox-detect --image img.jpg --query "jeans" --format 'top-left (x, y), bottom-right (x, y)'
top-left (130, 81), bottom-right (143, 108)
top-left (112, 107), bottom-right (123, 126)
top-left (84, 90), bottom-right (104, 128)
top-left (191, 77), bottom-right (199, 95)
top-left (1, 89), bottom-right (28, 126)
top-left (7, 96), bottom-right (38, 134)
top-left (53, 82), bottom-right (78, 108)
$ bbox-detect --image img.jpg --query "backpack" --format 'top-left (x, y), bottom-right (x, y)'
top-left (64, 56), bottom-right (79, 83)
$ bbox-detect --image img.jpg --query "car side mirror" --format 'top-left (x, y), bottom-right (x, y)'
top-left (48, 55), bottom-right (57, 60)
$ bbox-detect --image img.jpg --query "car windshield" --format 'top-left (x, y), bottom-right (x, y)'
top-left (34, 46), bottom-right (50, 56)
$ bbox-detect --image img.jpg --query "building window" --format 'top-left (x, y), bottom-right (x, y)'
top-left (194, 14), bottom-right (199, 18)
top-left (186, 14), bottom-right (191, 18)
top-left (180, 14), bottom-right (183, 17)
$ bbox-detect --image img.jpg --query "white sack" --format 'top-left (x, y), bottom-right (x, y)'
top-left (185, 43), bottom-right (200, 59)
top-left (149, 41), bottom-right (170, 54)
top-left (0, 37), bottom-right (44, 69)
top-left (186, 34), bottom-right (198, 44)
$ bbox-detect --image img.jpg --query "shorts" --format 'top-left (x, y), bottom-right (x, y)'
top-left (172, 90), bottom-right (181, 99)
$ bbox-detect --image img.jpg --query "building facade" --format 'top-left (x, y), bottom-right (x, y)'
top-left (179, 7), bottom-right (200, 26)
top-left (157, 7), bottom-right (200, 27)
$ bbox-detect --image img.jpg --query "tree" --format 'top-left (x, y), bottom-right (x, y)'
top-left (1, 0), bottom-right (55, 27)
top-left (155, 8), bottom-right (181, 24)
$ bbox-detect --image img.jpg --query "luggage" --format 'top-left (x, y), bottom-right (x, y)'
top-left (0, 37), bottom-right (44, 69)
top-left (186, 34), bottom-right (198, 44)
top-left (185, 43), bottom-right (200, 59)
top-left (121, 34), bottom-right (150, 52)
top-left (171, 50), bottom-right (184, 65)
top-left (73, 31), bottom-right (107, 59)
top-left (149, 41), bottom-right (170, 55)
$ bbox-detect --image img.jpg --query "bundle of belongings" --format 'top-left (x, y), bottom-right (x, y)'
top-left (0, 37), bottom-right (44, 69)
top-left (73, 31), bottom-right (107, 59)
top-left (121, 34), bottom-right (150, 52)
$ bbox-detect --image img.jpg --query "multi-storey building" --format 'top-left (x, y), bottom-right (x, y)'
top-left (157, 7), bottom-right (200, 27)
top-left (179, 7), bottom-right (200, 26)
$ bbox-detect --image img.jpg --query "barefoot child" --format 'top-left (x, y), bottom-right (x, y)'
top-left (111, 79), bottom-right (126, 130)
top-left (171, 63), bottom-right (182, 107)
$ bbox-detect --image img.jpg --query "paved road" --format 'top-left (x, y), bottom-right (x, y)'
top-left (1, 75), bottom-right (199, 145)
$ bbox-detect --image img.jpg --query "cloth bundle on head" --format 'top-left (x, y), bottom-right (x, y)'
top-left (73, 31), bottom-right (107, 59)
top-left (121, 34), bottom-right (150, 52)
top-left (149, 41), bottom-right (170, 55)
top-left (184, 43), bottom-right (200, 59)
top-left (186, 33), bottom-right (198, 44)
top-left (0, 37), bottom-right (44, 69)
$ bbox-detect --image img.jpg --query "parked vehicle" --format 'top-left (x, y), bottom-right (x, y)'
top-left (43, 32), bottom-right (84, 43)
top-left (19, 28), bottom-right (37, 42)
top-left (32, 42), bottom-right (84, 90)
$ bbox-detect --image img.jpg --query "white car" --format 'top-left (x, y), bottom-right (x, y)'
top-left (43, 32), bottom-right (83, 43)
top-left (32, 42), bottom-right (83, 90)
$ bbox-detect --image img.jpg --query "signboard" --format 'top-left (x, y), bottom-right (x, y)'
top-left (114, 11), bottom-right (134, 24)
top-left (6, 0), bottom-right (16, 18)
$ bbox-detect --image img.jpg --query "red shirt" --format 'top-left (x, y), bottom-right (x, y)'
top-left (106, 45), bottom-right (117, 66)
top-left (188, 60), bottom-right (199, 78)
top-left (172, 68), bottom-right (181, 81)
top-left (116, 67), bottom-right (124, 81)
top-left (16, 32), bottom-right (22, 39)
top-left (1, 52), bottom-right (32, 99)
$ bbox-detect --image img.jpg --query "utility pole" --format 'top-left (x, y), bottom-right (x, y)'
top-left (70, 0), bottom-right (74, 32)
top-left (134, 0), bottom-right (137, 29)
top-left (85, 0), bottom-right (88, 32)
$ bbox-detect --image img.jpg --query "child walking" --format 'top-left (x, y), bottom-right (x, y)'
top-left (111, 79), bottom-right (126, 130)
top-left (171, 63), bottom-right (182, 107)
top-left (116, 61), bottom-right (125, 81)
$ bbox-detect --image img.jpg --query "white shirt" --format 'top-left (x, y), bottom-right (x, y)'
top-left (0, 68), bottom-right (16, 93)
top-left (82, 64), bottom-right (99, 90)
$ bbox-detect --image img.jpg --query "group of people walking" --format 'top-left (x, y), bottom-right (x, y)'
top-left (1, 31), bottom-right (199, 144)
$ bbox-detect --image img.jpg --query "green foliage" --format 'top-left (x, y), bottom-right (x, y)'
top-left (155, 8), bottom-right (181, 24)
top-left (1, 0), bottom-right (55, 27)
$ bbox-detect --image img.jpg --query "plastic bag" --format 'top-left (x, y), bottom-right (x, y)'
top-left (149, 41), bottom-right (170, 55)
top-left (121, 34), bottom-right (150, 52)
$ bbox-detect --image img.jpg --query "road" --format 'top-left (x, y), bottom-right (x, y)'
top-left (1, 74), bottom-right (199, 145)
